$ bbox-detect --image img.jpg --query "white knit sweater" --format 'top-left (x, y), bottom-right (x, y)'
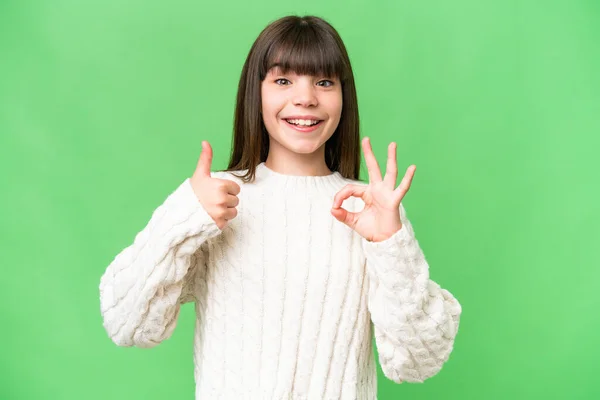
top-left (99, 162), bottom-right (462, 399)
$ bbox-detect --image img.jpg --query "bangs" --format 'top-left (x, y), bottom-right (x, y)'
top-left (260, 22), bottom-right (349, 81)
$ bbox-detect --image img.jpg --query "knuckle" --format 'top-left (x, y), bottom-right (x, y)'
top-left (216, 181), bottom-right (227, 190)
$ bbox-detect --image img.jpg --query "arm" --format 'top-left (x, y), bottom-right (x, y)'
top-left (99, 178), bottom-right (221, 348)
top-left (361, 203), bottom-right (462, 383)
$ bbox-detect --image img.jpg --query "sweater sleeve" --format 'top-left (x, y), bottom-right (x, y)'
top-left (361, 203), bottom-right (462, 383)
top-left (99, 177), bottom-right (222, 348)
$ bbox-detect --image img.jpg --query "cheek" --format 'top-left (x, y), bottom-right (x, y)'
top-left (261, 94), bottom-right (283, 121)
top-left (329, 93), bottom-right (343, 120)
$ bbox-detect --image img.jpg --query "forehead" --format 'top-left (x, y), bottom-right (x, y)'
top-left (266, 66), bottom-right (294, 75)
top-left (258, 22), bottom-right (348, 82)
top-left (266, 65), bottom-right (335, 78)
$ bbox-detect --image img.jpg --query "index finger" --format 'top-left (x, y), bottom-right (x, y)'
top-left (222, 179), bottom-right (241, 196)
top-left (362, 137), bottom-right (382, 182)
top-left (332, 184), bottom-right (367, 208)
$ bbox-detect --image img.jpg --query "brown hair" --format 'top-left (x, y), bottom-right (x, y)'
top-left (219, 15), bottom-right (362, 183)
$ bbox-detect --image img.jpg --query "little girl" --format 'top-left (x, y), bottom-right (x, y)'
top-left (99, 15), bottom-right (462, 400)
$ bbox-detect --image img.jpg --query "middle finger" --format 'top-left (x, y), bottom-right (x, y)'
top-left (362, 137), bottom-right (382, 182)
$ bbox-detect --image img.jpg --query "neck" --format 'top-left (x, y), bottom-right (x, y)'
top-left (264, 145), bottom-right (332, 177)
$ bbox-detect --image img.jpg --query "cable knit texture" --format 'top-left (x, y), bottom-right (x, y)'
top-left (99, 162), bottom-right (462, 399)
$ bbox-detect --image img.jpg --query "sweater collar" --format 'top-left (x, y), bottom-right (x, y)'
top-left (252, 162), bottom-right (353, 194)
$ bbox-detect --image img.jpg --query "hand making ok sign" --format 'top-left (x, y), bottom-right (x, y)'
top-left (330, 137), bottom-right (416, 242)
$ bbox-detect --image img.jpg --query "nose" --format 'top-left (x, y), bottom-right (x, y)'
top-left (292, 81), bottom-right (318, 107)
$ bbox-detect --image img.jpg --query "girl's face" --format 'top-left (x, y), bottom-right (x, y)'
top-left (261, 67), bottom-right (342, 161)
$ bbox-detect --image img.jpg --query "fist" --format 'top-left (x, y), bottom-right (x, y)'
top-left (190, 141), bottom-right (240, 230)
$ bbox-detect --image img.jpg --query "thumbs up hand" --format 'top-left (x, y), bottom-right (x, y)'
top-left (190, 141), bottom-right (241, 230)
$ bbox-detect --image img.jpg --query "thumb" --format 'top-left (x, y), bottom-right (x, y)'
top-left (196, 141), bottom-right (213, 178)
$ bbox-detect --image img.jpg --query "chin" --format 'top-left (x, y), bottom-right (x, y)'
top-left (283, 140), bottom-right (323, 155)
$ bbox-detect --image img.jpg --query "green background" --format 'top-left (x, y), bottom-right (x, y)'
top-left (1, 0), bottom-right (599, 399)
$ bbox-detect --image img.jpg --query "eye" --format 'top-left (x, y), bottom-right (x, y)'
top-left (317, 80), bottom-right (335, 87)
top-left (275, 78), bottom-right (291, 85)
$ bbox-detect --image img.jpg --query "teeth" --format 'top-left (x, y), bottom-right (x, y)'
top-left (287, 119), bottom-right (320, 126)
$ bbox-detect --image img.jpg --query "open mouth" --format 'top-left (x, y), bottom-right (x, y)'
top-left (283, 118), bottom-right (324, 131)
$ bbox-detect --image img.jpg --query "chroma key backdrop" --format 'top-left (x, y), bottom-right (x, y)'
top-left (1, 1), bottom-right (599, 399)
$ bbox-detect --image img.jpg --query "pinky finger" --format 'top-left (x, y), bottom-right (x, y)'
top-left (225, 208), bottom-right (238, 220)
